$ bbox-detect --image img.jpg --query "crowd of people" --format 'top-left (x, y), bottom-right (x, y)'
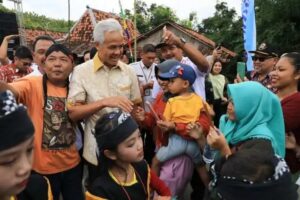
top-left (0, 18), bottom-right (299, 200)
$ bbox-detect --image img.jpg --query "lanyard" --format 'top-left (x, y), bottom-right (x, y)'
top-left (139, 62), bottom-right (153, 83)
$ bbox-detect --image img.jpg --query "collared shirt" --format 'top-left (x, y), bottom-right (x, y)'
top-left (27, 63), bottom-right (43, 77)
top-left (68, 54), bottom-right (142, 165)
top-left (0, 63), bottom-right (32, 83)
top-left (130, 60), bottom-right (156, 108)
top-left (250, 71), bottom-right (276, 92)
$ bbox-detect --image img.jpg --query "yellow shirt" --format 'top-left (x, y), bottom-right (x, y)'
top-left (68, 54), bottom-right (142, 165)
top-left (163, 93), bottom-right (204, 123)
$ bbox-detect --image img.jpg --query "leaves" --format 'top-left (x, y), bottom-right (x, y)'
top-left (23, 11), bottom-right (74, 32)
top-left (125, 0), bottom-right (178, 34)
top-left (197, 2), bottom-right (243, 53)
top-left (0, 5), bottom-right (74, 33)
top-left (255, 0), bottom-right (300, 53)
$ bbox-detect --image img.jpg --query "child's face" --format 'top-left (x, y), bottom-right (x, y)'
top-left (116, 129), bottom-right (144, 163)
top-left (168, 77), bottom-right (188, 95)
top-left (0, 137), bottom-right (34, 197)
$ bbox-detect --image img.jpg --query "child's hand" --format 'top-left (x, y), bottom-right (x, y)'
top-left (207, 127), bottom-right (231, 156)
top-left (133, 106), bottom-right (145, 122)
top-left (157, 120), bottom-right (175, 132)
top-left (187, 122), bottom-right (203, 140)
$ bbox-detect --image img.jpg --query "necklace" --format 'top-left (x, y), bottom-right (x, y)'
top-left (109, 165), bottom-right (148, 200)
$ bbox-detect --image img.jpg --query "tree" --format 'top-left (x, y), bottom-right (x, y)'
top-left (197, 2), bottom-right (243, 54)
top-left (0, 5), bottom-right (74, 32)
top-left (179, 12), bottom-right (198, 30)
top-left (125, 0), bottom-right (178, 34)
top-left (255, 0), bottom-right (300, 53)
top-left (148, 4), bottom-right (178, 27)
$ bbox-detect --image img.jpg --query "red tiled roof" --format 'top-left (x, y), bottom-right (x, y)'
top-left (64, 7), bottom-right (139, 53)
top-left (25, 28), bottom-right (65, 46)
top-left (136, 21), bottom-right (236, 57)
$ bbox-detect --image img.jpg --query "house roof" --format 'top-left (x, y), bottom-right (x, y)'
top-left (136, 21), bottom-right (236, 57)
top-left (62, 6), bottom-right (139, 54)
top-left (24, 28), bottom-right (65, 47)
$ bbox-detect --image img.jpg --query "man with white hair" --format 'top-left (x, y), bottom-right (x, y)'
top-left (67, 18), bottom-right (142, 184)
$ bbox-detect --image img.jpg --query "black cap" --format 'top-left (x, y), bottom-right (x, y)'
top-left (249, 42), bottom-right (278, 57)
top-left (155, 41), bottom-right (168, 49)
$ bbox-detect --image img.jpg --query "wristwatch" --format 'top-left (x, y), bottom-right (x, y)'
top-left (180, 37), bottom-right (186, 45)
top-left (179, 37), bottom-right (186, 47)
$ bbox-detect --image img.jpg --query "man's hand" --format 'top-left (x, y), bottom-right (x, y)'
top-left (234, 74), bottom-right (249, 83)
top-left (101, 96), bottom-right (133, 113)
top-left (143, 81), bottom-right (154, 90)
top-left (157, 120), bottom-right (175, 133)
top-left (4, 34), bottom-right (19, 42)
top-left (133, 106), bottom-right (145, 122)
top-left (162, 26), bottom-right (181, 47)
top-left (212, 48), bottom-right (222, 60)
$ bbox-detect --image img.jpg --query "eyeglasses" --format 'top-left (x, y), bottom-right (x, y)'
top-left (251, 56), bottom-right (272, 62)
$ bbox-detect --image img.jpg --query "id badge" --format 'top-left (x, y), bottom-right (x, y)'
top-left (144, 89), bottom-right (151, 96)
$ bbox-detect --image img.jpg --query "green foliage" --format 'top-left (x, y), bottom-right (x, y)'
top-left (0, 4), bottom-right (12, 12)
top-left (149, 4), bottom-right (178, 27)
top-left (126, 0), bottom-right (178, 34)
top-left (255, 0), bottom-right (300, 53)
top-left (197, 2), bottom-right (243, 54)
top-left (0, 5), bottom-right (74, 33)
top-left (23, 11), bottom-right (74, 32)
top-left (179, 12), bottom-right (199, 30)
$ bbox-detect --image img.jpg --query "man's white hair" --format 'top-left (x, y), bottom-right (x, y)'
top-left (93, 18), bottom-right (123, 44)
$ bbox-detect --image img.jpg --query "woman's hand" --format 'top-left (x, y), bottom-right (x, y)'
top-left (286, 132), bottom-right (300, 160)
top-left (286, 132), bottom-right (297, 150)
top-left (187, 122), bottom-right (206, 149)
top-left (207, 127), bottom-right (231, 156)
top-left (187, 122), bottom-right (203, 140)
top-left (154, 196), bottom-right (171, 200)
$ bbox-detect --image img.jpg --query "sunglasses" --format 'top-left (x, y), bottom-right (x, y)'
top-left (251, 56), bottom-right (272, 62)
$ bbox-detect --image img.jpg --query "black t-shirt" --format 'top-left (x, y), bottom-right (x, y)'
top-left (87, 160), bottom-right (150, 200)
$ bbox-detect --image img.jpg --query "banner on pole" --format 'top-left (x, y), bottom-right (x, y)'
top-left (242, 0), bottom-right (256, 71)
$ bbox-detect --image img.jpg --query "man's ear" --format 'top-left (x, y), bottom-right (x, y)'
top-left (295, 71), bottom-right (300, 81)
top-left (104, 149), bottom-right (117, 160)
top-left (14, 56), bottom-right (19, 63)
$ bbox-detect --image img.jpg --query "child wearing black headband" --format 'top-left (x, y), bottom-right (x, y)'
top-left (0, 90), bottom-right (52, 200)
top-left (86, 110), bottom-right (171, 200)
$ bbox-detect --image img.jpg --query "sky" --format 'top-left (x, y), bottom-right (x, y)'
top-left (3, 0), bottom-right (242, 22)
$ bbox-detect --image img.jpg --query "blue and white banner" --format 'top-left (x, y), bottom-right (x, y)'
top-left (242, 0), bottom-right (256, 71)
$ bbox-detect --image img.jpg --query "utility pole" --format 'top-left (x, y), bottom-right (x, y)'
top-left (134, 0), bottom-right (137, 62)
top-left (8, 0), bottom-right (27, 46)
